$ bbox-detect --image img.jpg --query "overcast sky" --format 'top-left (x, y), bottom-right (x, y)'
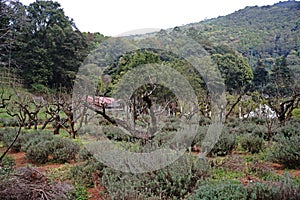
top-left (20, 0), bottom-right (281, 36)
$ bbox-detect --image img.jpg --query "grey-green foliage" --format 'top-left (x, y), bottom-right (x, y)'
top-left (70, 159), bottom-right (105, 187)
top-left (209, 127), bottom-right (236, 157)
top-left (0, 118), bottom-right (19, 127)
top-left (191, 180), bottom-right (248, 200)
top-left (0, 155), bottom-right (15, 177)
top-left (2, 128), bottom-right (24, 153)
top-left (269, 134), bottom-right (300, 169)
top-left (240, 134), bottom-right (264, 154)
top-left (101, 154), bottom-right (210, 199)
top-left (191, 174), bottom-right (300, 200)
top-left (23, 132), bottom-right (80, 164)
top-left (51, 137), bottom-right (80, 163)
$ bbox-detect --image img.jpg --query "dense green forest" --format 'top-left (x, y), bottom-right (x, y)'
top-left (0, 0), bottom-right (106, 91)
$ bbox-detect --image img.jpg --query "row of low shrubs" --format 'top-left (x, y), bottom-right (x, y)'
top-left (25, 136), bottom-right (80, 164)
top-left (70, 152), bottom-right (300, 199)
top-left (74, 154), bottom-right (210, 199)
top-left (191, 175), bottom-right (300, 200)
top-left (191, 118), bottom-right (300, 169)
top-left (104, 157), bottom-right (209, 199)
top-left (0, 129), bottom-right (80, 164)
top-left (0, 118), bottom-right (20, 127)
top-left (269, 134), bottom-right (300, 169)
top-left (77, 117), bottom-right (300, 169)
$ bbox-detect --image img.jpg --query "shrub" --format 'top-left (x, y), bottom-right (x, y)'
top-left (69, 159), bottom-right (105, 187)
top-left (68, 185), bottom-right (89, 200)
top-left (22, 131), bottom-right (54, 152)
top-left (229, 120), bottom-right (268, 138)
top-left (269, 134), bottom-right (300, 169)
top-left (2, 129), bottom-right (54, 154)
top-left (2, 128), bottom-right (24, 153)
top-left (191, 125), bottom-right (208, 147)
top-left (161, 116), bottom-right (181, 132)
top-left (0, 118), bottom-right (19, 127)
top-left (103, 126), bottom-right (135, 142)
top-left (23, 132), bottom-right (80, 164)
top-left (78, 147), bottom-right (94, 162)
top-left (191, 180), bottom-right (248, 200)
top-left (199, 117), bottom-right (211, 126)
top-left (240, 134), bottom-right (264, 154)
top-left (51, 137), bottom-right (80, 163)
top-left (26, 141), bottom-right (51, 164)
top-left (246, 174), bottom-right (300, 200)
top-left (30, 83), bottom-right (50, 94)
top-left (209, 128), bottom-right (236, 157)
top-left (101, 154), bottom-right (210, 199)
top-left (277, 120), bottom-right (300, 138)
top-left (292, 108), bottom-right (300, 118)
top-left (0, 128), bottom-right (5, 141)
top-left (191, 175), bottom-right (300, 200)
top-left (0, 155), bottom-right (15, 177)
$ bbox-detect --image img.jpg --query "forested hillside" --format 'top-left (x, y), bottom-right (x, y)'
top-left (184, 1), bottom-right (300, 62)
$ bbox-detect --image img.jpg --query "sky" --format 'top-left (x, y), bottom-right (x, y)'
top-left (19, 0), bottom-right (282, 36)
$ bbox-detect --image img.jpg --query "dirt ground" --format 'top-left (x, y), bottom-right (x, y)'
top-left (6, 151), bottom-right (104, 200)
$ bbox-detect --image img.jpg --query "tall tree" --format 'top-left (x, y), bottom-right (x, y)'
top-left (212, 52), bottom-right (253, 94)
top-left (252, 60), bottom-right (269, 91)
top-left (0, 0), bottom-right (26, 69)
top-left (264, 56), bottom-right (298, 124)
top-left (17, 0), bottom-right (88, 90)
top-left (266, 56), bottom-right (294, 97)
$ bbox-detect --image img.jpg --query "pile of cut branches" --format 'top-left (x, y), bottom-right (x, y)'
top-left (0, 167), bottom-right (74, 200)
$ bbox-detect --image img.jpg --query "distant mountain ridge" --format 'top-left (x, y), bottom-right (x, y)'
top-left (178, 0), bottom-right (300, 61)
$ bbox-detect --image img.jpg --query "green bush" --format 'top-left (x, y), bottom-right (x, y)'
top-left (26, 141), bottom-right (51, 164)
top-left (240, 134), bottom-right (264, 154)
top-left (0, 118), bottom-right (20, 127)
top-left (103, 126), bottom-right (136, 142)
top-left (1, 129), bottom-right (54, 154)
top-left (0, 128), bottom-right (5, 141)
top-left (209, 128), bottom-right (236, 157)
top-left (23, 131), bottom-right (55, 164)
top-left (191, 175), bottom-right (300, 200)
top-left (68, 185), bottom-right (89, 200)
top-left (0, 155), bottom-right (15, 177)
top-left (78, 147), bottom-right (94, 162)
top-left (22, 131), bottom-right (54, 152)
top-left (161, 116), bottom-right (181, 132)
top-left (246, 175), bottom-right (300, 200)
top-left (199, 117), bottom-right (211, 126)
top-left (30, 83), bottom-right (50, 94)
top-left (101, 154), bottom-right (210, 199)
top-left (277, 120), bottom-right (300, 138)
top-left (51, 137), bottom-right (80, 163)
top-left (191, 125), bottom-right (208, 147)
top-left (70, 159), bottom-right (105, 187)
top-left (2, 128), bottom-right (24, 153)
top-left (292, 108), bottom-right (300, 118)
top-left (229, 120), bottom-right (268, 138)
top-left (23, 132), bottom-right (80, 164)
top-left (269, 134), bottom-right (300, 169)
top-left (192, 180), bottom-right (248, 200)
